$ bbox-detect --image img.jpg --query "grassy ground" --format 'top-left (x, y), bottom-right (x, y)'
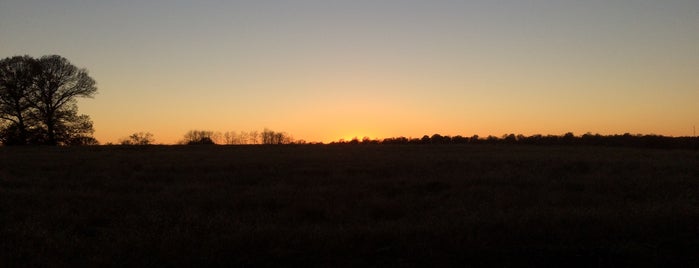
top-left (1, 145), bottom-right (698, 267)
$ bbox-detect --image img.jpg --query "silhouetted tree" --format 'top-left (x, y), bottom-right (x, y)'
top-left (56, 111), bottom-right (97, 145)
top-left (261, 128), bottom-right (274, 144)
top-left (238, 130), bottom-right (260, 144)
top-left (121, 132), bottom-right (154, 145)
top-left (383, 136), bottom-right (409, 144)
top-left (250, 131), bottom-right (260, 144)
top-left (470, 135), bottom-right (480, 144)
top-left (228, 130), bottom-right (262, 144)
top-left (0, 55), bottom-right (97, 145)
top-left (431, 134), bottom-right (445, 144)
top-left (223, 131), bottom-right (239, 145)
top-left (562, 132), bottom-right (576, 144)
top-left (361, 136), bottom-right (379, 144)
top-left (183, 130), bottom-right (216, 145)
top-left (0, 122), bottom-right (33, 145)
top-left (261, 128), bottom-right (292, 144)
top-left (452, 135), bottom-right (469, 144)
top-left (503, 134), bottom-right (517, 143)
top-left (0, 56), bottom-right (40, 145)
top-left (486, 135), bottom-right (499, 143)
top-left (326, 132), bottom-right (697, 149)
top-left (29, 56), bottom-right (97, 145)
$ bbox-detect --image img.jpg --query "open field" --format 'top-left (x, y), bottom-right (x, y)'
top-left (1, 145), bottom-right (698, 267)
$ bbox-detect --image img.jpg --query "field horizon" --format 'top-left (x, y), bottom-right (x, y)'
top-left (2, 144), bottom-right (698, 267)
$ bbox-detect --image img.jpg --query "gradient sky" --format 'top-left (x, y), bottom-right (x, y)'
top-left (1, 0), bottom-right (697, 144)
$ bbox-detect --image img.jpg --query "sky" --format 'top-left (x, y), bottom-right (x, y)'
top-left (1, 0), bottom-right (697, 144)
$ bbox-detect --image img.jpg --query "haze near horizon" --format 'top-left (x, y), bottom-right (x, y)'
top-left (1, 0), bottom-right (697, 144)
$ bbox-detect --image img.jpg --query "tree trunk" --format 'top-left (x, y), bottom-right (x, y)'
top-left (45, 110), bottom-right (57, 145)
top-left (16, 116), bottom-right (27, 145)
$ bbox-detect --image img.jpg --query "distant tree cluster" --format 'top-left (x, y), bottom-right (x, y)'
top-left (181, 130), bottom-right (217, 145)
top-left (178, 128), bottom-right (294, 145)
top-left (260, 128), bottom-right (293, 145)
top-left (331, 132), bottom-right (699, 149)
top-left (222, 130), bottom-right (260, 145)
top-left (120, 132), bottom-right (155, 145)
top-left (0, 55), bottom-right (97, 145)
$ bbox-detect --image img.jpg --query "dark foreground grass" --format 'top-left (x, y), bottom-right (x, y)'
top-left (1, 145), bottom-right (698, 267)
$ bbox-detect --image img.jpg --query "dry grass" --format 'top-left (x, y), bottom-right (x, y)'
top-left (1, 145), bottom-right (698, 267)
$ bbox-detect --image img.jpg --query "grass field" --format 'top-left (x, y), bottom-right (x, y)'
top-left (1, 145), bottom-right (698, 267)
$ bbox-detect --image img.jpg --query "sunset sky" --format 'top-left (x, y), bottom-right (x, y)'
top-left (1, 0), bottom-right (697, 144)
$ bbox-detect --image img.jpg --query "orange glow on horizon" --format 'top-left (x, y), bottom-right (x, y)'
top-left (35, 0), bottom-right (696, 146)
top-left (90, 124), bottom-right (699, 145)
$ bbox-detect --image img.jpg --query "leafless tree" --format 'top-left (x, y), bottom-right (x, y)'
top-left (0, 56), bottom-right (40, 144)
top-left (120, 132), bottom-right (154, 145)
top-left (261, 128), bottom-right (293, 144)
top-left (182, 130), bottom-right (216, 145)
top-left (29, 55), bottom-right (97, 145)
top-left (0, 55), bottom-right (97, 145)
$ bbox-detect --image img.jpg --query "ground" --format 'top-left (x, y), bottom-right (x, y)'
top-left (1, 145), bottom-right (698, 267)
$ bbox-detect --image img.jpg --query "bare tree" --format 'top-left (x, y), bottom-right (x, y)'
top-left (261, 128), bottom-right (275, 144)
top-left (0, 55), bottom-right (97, 145)
top-left (223, 131), bottom-right (236, 145)
top-left (0, 56), bottom-right (40, 144)
top-left (120, 132), bottom-right (154, 145)
top-left (261, 128), bottom-right (293, 144)
top-left (248, 130), bottom-right (260, 144)
top-left (238, 131), bottom-right (249, 144)
top-left (182, 130), bottom-right (216, 145)
top-left (28, 55), bottom-right (97, 145)
top-left (58, 110), bottom-right (98, 145)
top-left (239, 130), bottom-right (260, 144)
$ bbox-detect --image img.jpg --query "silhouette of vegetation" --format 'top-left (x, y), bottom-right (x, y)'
top-left (330, 132), bottom-right (699, 149)
top-left (222, 130), bottom-right (260, 145)
top-left (120, 132), bottom-right (154, 145)
top-left (261, 128), bottom-right (293, 144)
top-left (178, 129), bottom-right (295, 145)
top-left (181, 130), bottom-right (216, 145)
top-left (0, 55), bottom-right (97, 145)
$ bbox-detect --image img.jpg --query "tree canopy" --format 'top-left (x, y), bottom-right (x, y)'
top-left (0, 55), bottom-right (97, 145)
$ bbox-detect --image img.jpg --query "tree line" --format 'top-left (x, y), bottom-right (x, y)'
top-left (0, 55), bottom-right (97, 145)
top-left (119, 128), bottom-right (294, 145)
top-left (332, 132), bottom-right (699, 149)
top-left (180, 128), bottom-right (293, 145)
top-left (119, 130), bottom-right (697, 150)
